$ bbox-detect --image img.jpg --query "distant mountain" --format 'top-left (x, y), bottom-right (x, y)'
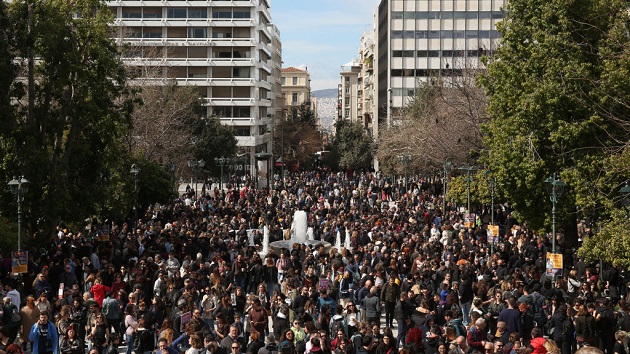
top-left (313, 89), bottom-right (337, 131)
top-left (313, 89), bottom-right (337, 99)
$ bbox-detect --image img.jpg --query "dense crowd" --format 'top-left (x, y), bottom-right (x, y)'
top-left (0, 170), bottom-right (628, 354)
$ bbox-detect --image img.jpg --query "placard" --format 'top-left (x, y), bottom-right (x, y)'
top-left (546, 252), bottom-right (563, 277)
top-left (180, 311), bottom-right (191, 332)
top-left (11, 251), bottom-right (28, 274)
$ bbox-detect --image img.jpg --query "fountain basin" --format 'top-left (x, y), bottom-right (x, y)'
top-left (268, 239), bottom-right (331, 253)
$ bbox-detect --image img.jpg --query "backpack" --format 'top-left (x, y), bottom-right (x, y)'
top-left (133, 329), bottom-right (151, 353)
top-left (330, 317), bottom-right (345, 336)
top-left (10, 305), bottom-right (21, 323)
top-left (447, 321), bottom-right (467, 338)
top-left (561, 315), bottom-right (573, 337)
top-left (531, 293), bottom-right (545, 326)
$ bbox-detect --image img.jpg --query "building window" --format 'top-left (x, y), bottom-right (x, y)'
top-left (281, 77), bottom-right (286, 85)
top-left (345, 97), bottom-right (350, 106)
top-left (233, 127), bottom-right (251, 136)
top-left (233, 11), bottom-right (251, 19)
top-left (188, 8), bottom-right (207, 19)
top-left (292, 93), bottom-right (298, 103)
top-left (167, 8), bottom-right (187, 19)
top-left (345, 109), bottom-right (350, 118)
top-left (234, 107), bottom-right (250, 118)
top-left (188, 28), bottom-right (207, 39)
top-left (292, 77), bottom-right (298, 85)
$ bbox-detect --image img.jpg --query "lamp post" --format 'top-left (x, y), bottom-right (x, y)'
top-left (130, 164), bottom-right (140, 226)
top-left (544, 173), bottom-right (567, 254)
top-left (7, 176), bottom-right (29, 251)
top-left (213, 157), bottom-right (231, 191)
top-left (398, 154), bottom-right (411, 190)
top-left (458, 164), bottom-right (478, 214)
top-left (187, 159), bottom-right (206, 195)
top-left (486, 170), bottom-right (496, 254)
top-left (167, 162), bottom-right (175, 196)
top-left (544, 173), bottom-right (567, 285)
top-left (443, 160), bottom-right (452, 213)
top-left (281, 124), bottom-right (285, 184)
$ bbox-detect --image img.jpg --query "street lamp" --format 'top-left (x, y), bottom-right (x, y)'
top-left (130, 164), bottom-right (140, 226)
top-left (213, 157), bottom-right (231, 191)
top-left (458, 164), bottom-right (478, 214)
top-left (187, 159), bottom-right (206, 195)
top-left (398, 154), bottom-right (411, 190)
top-left (486, 170), bottom-right (496, 254)
top-left (544, 173), bottom-right (567, 255)
top-left (7, 176), bottom-right (29, 251)
top-left (443, 160), bottom-right (453, 213)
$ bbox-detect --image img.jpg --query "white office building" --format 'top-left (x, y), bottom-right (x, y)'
top-left (107, 0), bottom-right (282, 174)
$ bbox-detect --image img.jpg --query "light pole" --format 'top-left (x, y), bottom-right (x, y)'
top-left (281, 124), bottom-right (285, 184)
top-left (544, 173), bottom-right (567, 285)
top-left (545, 173), bottom-right (567, 254)
top-left (7, 176), bottom-right (29, 251)
top-left (214, 157), bottom-right (231, 191)
top-left (187, 159), bottom-right (206, 195)
top-left (167, 162), bottom-right (175, 196)
top-left (458, 164), bottom-right (478, 214)
top-left (398, 154), bottom-right (411, 190)
top-left (130, 165), bottom-right (140, 226)
top-left (486, 170), bottom-right (496, 254)
top-left (443, 160), bottom-right (452, 214)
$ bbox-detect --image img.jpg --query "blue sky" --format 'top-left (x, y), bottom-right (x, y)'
top-left (271, 0), bottom-right (381, 91)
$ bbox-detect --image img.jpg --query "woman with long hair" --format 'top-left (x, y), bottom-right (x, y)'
top-left (157, 318), bottom-right (175, 346)
top-left (133, 318), bottom-right (154, 354)
top-left (123, 304), bottom-right (138, 354)
top-left (574, 304), bottom-right (595, 348)
top-left (185, 334), bottom-right (203, 354)
top-left (56, 305), bottom-right (73, 340)
top-left (88, 313), bottom-right (110, 354)
top-left (375, 335), bottom-right (396, 354)
top-left (60, 327), bottom-right (84, 354)
top-left (278, 329), bottom-right (296, 352)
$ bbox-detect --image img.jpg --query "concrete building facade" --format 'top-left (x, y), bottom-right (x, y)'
top-left (106, 0), bottom-right (281, 174)
top-left (374, 0), bottom-right (505, 129)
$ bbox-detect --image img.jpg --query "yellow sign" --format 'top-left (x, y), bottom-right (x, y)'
top-left (489, 225), bottom-right (499, 237)
top-left (11, 251), bottom-right (28, 274)
top-left (546, 252), bottom-right (563, 277)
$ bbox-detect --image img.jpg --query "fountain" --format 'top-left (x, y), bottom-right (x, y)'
top-left (335, 230), bottom-right (342, 252)
top-left (268, 209), bottom-right (330, 252)
top-left (344, 229), bottom-right (351, 250)
top-left (259, 225), bottom-right (270, 257)
top-left (248, 229), bottom-right (256, 247)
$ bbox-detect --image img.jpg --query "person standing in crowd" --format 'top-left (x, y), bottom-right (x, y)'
top-left (29, 312), bottom-right (59, 354)
top-left (380, 276), bottom-right (400, 328)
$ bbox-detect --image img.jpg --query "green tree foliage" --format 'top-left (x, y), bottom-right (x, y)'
top-left (192, 116), bottom-right (238, 176)
top-left (1, 0), bottom-right (135, 241)
top-left (478, 0), bottom-right (630, 229)
top-left (579, 209), bottom-right (630, 268)
top-left (278, 103), bottom-right (322, 167)
top-left (331, 120), bottom-right (373, 170)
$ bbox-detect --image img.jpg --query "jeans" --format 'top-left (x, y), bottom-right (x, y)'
top-left (461, 301), bottom-right (472, 326)
top-left (126, 333), bottom-right (134, 354)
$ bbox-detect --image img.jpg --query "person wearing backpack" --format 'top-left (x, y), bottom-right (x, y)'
top-left (2, 297), bottom-right (21, 343)
top-left (548, 304), bottom-right (574, 354)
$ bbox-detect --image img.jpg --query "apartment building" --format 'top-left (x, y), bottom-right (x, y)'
top-left (337, 61), bottom-right (361, 125)
top-left (374, 0), bottom-right (505, 129)
top-left (281, 67), bottom-right (315, 119)
top-left (106, 0), bottom-right (282, 174)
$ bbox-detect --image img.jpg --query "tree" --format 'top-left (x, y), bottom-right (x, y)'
top-left (477, 0), bottom-right (630, 233)
top-left (332, 120), bottom-right (373, 170)
top-left (377, 75), bottom-right (488, 174)
top-left (1, 0), bottom-right (135, 240)
top-left (278, 103), bottom-right (322, 167)
top-left (191, 116), bottom-right (238, 177)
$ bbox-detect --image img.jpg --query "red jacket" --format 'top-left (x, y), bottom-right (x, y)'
top-left (530, 337), bottom-right (547, 354)
top-left (90, 283), bottom-right (111, 307)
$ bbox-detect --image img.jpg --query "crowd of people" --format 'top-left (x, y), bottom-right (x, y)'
top-left (0, 170), bottom-right (628, 354)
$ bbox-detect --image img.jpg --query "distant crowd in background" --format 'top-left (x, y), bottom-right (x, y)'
top-left (0, 170), bottom-right (627, 354)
